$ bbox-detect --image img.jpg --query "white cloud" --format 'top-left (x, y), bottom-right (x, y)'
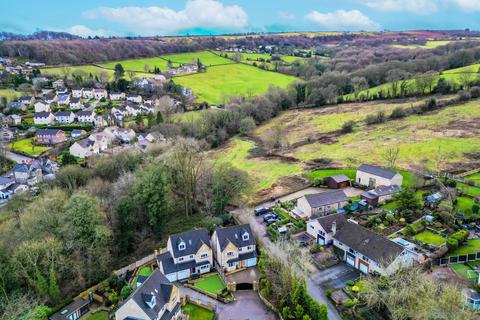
top-left (84, 0), bottom-right (248, 36)
top-left (305, 10), bottom-right (381, 31)
top-left (362, 0), bottom-right (438, 13)
top-left (449, 0), bottom-right (480, 11)
top-left (64, 25), bottom-right (114, 37)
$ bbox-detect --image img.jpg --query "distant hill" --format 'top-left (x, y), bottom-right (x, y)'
top-left (0, 31), bottom-right (81, 41)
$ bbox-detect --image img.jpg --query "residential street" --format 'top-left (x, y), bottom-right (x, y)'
top-left (230, 187), bottom-right (348, 320)
top-left (5, 151), bottom-right (33, 164)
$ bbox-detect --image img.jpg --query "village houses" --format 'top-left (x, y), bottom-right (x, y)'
top-left (54, 111), bottom-right (75, 124)
top-left (34, 101), bottom-right (51, 113)
top-left (36, 129), bottom-right (67, 145)
top-left (33, 112), bottom-right (55, 125)
top-left (295, 190), bottom-right (349, 219)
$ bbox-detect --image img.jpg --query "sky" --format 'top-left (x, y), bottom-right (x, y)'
top-left (1, 0), bottom-right (480, 37)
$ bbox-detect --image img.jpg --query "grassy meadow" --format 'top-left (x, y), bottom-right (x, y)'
top-left (212, 98), bottom-right (480, 193)
top-left (0, 88), bottom-right (24, 102)
top-left (173, 63), bottom-right (298, 105)
top-left (41, 65), bottom-right (153, 80)
top-left (391, 40), bottom-right (452, 50)
top-left (100, 57), bottom-right (179, 72)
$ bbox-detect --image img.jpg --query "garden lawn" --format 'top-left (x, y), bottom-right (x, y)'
top-left (305, 169), bottom-right (356, 181)
top-left (8, 138), bottom-right (50, 157)
top-left (173, 64), bottom-right (298, 105)
top-left (413, 231), bottom-right (446, 246)
top-left (41, 65), bottom-right (152, 80)
top-left (448, 239), bottom-right (480, 256)
top-left (457, 183), bottom-right (480, 198)
top-left (193, 274), bottom-right (226, 295)
top-left (132, 266), bottom-right (153, 288)
top-left (455, 197), bottom-right (476, 214)
top-left (465, 172), bottom-right (480, 182)
top-left (0, 89), bottom-right (23, 102)
top-left (182, 303), bottom-right (215, 320)
top-left (450, 263), bottom-right (473, 280)
top-left (86, 311), bottom-right (109, 320)
top-left (212, 138), bottom-right (303, 192)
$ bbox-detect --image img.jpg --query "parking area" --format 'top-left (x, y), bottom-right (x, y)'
top-left (216, 291), bottom-right (278, 320)
top-left (310, 263), bottom-right (360, 290)
top-left (227, 267), bottom-right (260, 284)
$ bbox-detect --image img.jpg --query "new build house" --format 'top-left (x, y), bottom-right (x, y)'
top-left (295, 190), bottom-right (349, 219)
top-left (356, 164), bottom-right (403, 188)
top-left (157, 229), bottom-right (213, 282)
top-left (76, 110), bottom-right (95, 123)
top-left (115, 269), bottom-right (181, 320)
top-left (34, 101), bottom-right (51, 113)
top-left (211, 224), bottom-right (257, 272)
top-left (54, 111), bottom-right (75, 124)
top-left (333, 220), bottom-right (415, 275)
top-left (36, 129), bottom-right (67, 145)
top-left (69, 139), bottom-right (99, 158)
top-left (33, 112), bottom-right (55, 125)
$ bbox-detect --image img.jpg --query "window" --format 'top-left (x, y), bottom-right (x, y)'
top-left (189, 255), bottom-right (193, 259)
top-left (247, 246), bottom-right (252, 250)
top-left (227, 252), bottom-right (234, 257)
top-left (309, 225), bottom-right (314, 229)
top-left (228, 262), bottom-right (234, 268)
top-left (178, 257), bottom-right (184, 262)
top-left (239, 247), bottom-right (242, 252)
top-left (362, 256), bottom-right (369, 262)
top-left (242, 233), bottom-right (249, 241)
top-left (201, 264), bottom-right (209, 270)
top-left (349, 248), bottom-right (355, 254)
top-left (201, 253), bottom-right (208, 259)
top-left (178, 242), bottom-right (186, 251)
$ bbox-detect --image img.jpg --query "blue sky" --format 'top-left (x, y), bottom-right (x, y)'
top-left (1, 0), bottom-right (480, 37)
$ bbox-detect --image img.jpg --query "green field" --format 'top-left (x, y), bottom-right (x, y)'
top-left (100, 57), bottom-right (178, 72)
top-left (163, 51), bottom-right (234, 66)
top-left (344, 63), bottom-right (480, 101)
top-left (0, 89), bottom-right (24, 102)
top-left (449, 239), bottom-right (480, 256)
top-left (218, 51), bottom-right (306, 69)
top-left (8, 138), bottom-right (51, 157)
top-left (174, 63), bottom-right (298, 105)
top-left (457, 182), bottom-right (480, 198)
top-left (413, 231), bottom-right (446, 246)
top-left (465, 172), bottom-right (480, 182)
top-left (193, 274), bottom-right (226, 295)
top-left (182, 303), bottom-right (215, 320)
top-left (305, 169), bottom-right (357, 181)
top-left (455, 196), bottom-right (476, 214)
top-left (212, 138), bottom-right (303, 192)
top-left (41, 65), bottom-right (152, 80)
top-left (391, 40), bottom-right (451, 50)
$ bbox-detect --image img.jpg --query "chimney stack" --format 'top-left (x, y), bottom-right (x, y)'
top-left (332, 221), bottom-right (337, 235)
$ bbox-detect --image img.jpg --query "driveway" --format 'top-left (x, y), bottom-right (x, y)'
top-left (311, 263), bottom-right (360, 290)
top-left (5, 151), bottom-right (33, 164)
top-left (216, 291), bottom-right (277, 320)
top-left (227, 267), bottom-right (260, 284)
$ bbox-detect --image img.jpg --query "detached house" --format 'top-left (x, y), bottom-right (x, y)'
top-left (72, 88), bottom-right (83, 98)
top-left (115, 269), bottom-right (181, 320)
top-left (307, 213), bottom-right (347, 246)
top-left (89, 133), bottom-right (109, 150)
top-left (333, 221), bottom-right (415, 275)
top-left (361, 185), bottom-right (402, 206)
top-left (127, 94), bottom-right (143, 103)
top-left (44, 94), bottom-right (57, 104)
top-left (69, 97), bottom-right (84, 110)
top-left (211, 224), bottom-right (257, 272)
top-left (93, 88), bottom-right (108, 100)
top-left (356, 164), bottom-right (403, 188)
top-left (295, 190), bottom-right (349, 219)
top-left (157, 229), bottom-right (213, 282)
top-left (19, 96), bottom-right (34, 106)
top-left (110, 92), bottom-right (126, 100)
top-left (36, 129), bottom-right (67, 145)
top-left (34, 101), bottom-right (51, 113)
top-left (54, 111), bottom-right (75, 124)
top-left (33, 112), bottom-right (55, 125)
top-left (76, 110), bottom-right (95, 123)
top-left (57, 93), bottom-right (70, 105)
top-left (69, 139), bottom-right (99, 158)
top-left (82, 88), bottom-right (94, 100)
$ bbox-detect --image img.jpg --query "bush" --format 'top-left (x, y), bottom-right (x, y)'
top-left (449, 230), bottom-right (469, 244)
top-left (346, 280), bottom-right (355, 286)
top-left (120, 285), bottom-right (133, 299)
top-left (458, 90), bottom-right (471, 102)
top-left (310, 244), bottom-right (323, 254)
top-left (238, 116), bottom-right (256, 136)
top-left (470, 86), bottom-right (480, 98)
top-left (341, 120), bottom-right (355, 133)
top-left (326, 289), bottom-right (334, 297)
top-left (446, 238), bottom-right (459, 252)
top-left (344, 298), bottom-right (359, 308)
top-left (390, 107), bottom-right (406, 119)
top-left (365, 111), bottom-right (385, 125)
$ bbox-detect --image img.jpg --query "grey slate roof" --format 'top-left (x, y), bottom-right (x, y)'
top-left (358, 164), bottom-right (398, 179)
top-left (49, 297), bottom-right (89, 320)
top-left (226, 250), bottom-right (257, 264)
top-left (34, 112), bottom-right (52, 118)
top-left (37, 129), bottom-right (63, 136)
top-left (0, 176), bottom-right (13, 185)
top-left (157, 251), bottom-right (209, 275)
top-left (76, 138), bottom-right (95, 148)
top-left (215, 224), bottom-right (256, 251)
top-left (55, 111), bottom-right (73, 117)
top-left (362, 185), bottom-right (401, 199)
top-left (313, 213), bottom-right (347, 233)
top-left (334, 221), bottom-right (404, 265)
top-left (119, 269), bottom-right (175, 320)
top-left (13, 163), bottom-right (30, 173)
top-left (328, 174), bottom-right (350, 183)
top-left (304, 190), bottom-right (348, 208)
top-left (77, 110), bottom-right (93, 116)
top-left (169, 228), bottom-right (211, 258)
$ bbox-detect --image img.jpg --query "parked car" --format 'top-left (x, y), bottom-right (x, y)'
top-left (255, 207), bottom-right (271, 216)
top-left (263, 213), bottom-right (279, 222)
top-left (266, 218), bottom-right (280, 226)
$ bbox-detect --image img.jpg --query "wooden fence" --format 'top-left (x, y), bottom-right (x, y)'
top-left (113, 253), bottom-right (156, 276)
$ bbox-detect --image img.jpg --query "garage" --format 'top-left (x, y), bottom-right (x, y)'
top-left (177, 269), bottom-right (190, 280)
top-left (358, 260), bottom-right (369, 274)
top-left (346, 253), bottom-right (355, 267)
top-left (246, 258), bottom-right (257, 267)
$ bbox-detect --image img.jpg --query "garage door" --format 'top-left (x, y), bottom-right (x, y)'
top-left (346, 254), bottom-right (355, 267)
top-left (246, 258), bottom-right (257, 267)
top-left (178, 269), bottom-right (190, 280)
top-left (358, 260), bottom-right (369, 274)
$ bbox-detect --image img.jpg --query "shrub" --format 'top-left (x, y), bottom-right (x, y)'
top-left (390, 107), bottom-right (406, 119)
top-left (446, 238), bottom-right (459, 252)
top-left (346, 280), bottom-right (355, 286)
top-left (449, 230), bottom-right (469, 244)
top-left (326, 289), bottom-right (334, 297)
top-left (351, 286), bottom-right (360, 293)
top-left (344, 298), bottom-right (359, 308)
top-left (310, 244), bottom-right (323, 254)
top-left (458, 90), bottom-right (471, 102)
top-left (341, 120), bottom-right (355, 133)
top-left (470, 86), bottom-right (480, 98)
top-left (365, 111), bottom-right (386, 125)
top-left (120, 285), bottom-right (133, 299)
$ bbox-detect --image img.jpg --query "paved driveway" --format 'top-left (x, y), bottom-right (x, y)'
top-left (217, 291), bottom-right (277, 320)
top-left (311, 263), bottom-right (360, 290)
top-left (227, 267), bottom-right (260, 284)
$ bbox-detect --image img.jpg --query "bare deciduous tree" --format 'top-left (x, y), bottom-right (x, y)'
top-left (383, 147), bottom-right (400, 169)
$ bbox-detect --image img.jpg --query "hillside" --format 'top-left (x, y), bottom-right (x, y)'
top-left (212, 96), bottom-right (480, 200)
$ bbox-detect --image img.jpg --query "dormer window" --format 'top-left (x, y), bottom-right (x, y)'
top-left (242, 232), bottom-right (249, 241)
top-left (178, 241), bottom-right (186, 251)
